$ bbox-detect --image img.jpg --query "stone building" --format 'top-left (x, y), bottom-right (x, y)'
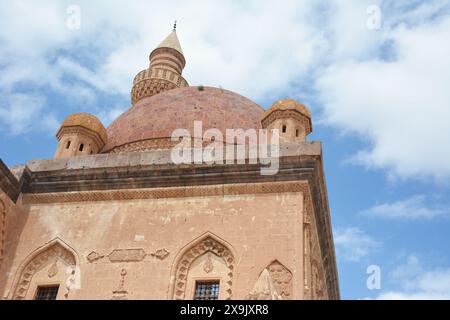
top-left (0, 29), bottom-right (339, 300)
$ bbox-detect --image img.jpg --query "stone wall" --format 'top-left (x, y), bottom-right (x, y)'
top-left (1, 186), bottom-right (305, 300)
top-left (0, 141), bottom-right (339, 300)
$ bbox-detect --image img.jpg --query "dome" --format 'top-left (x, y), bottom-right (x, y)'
top-left (58, 113), bottom-right (107, 144)
top-left (103, 86), bottom-right (264, 152)
top-left (262, 99), bottom-right (312, 121)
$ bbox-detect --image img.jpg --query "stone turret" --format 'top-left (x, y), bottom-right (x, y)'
top-left (261, 99), bottom-right (313, 143)
top-left (131, 26), bottom-right (189, 105)
top-left (54, 113), bottom-right (107, 159)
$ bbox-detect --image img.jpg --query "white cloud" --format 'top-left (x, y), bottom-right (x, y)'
top-left (334, 227), bottom-right (381, 262)
top-left (377, 255), bottom-right (450, 300)
top-left (316, 2), bottom-right (450, 180)
top-left (0, 93), bottom-right (50, 135)
top-left (0, 0), bottom-right (326, 99)
top-left (0, 0), bottom-right (450, 182)
top-left (362, 195), bottom-right (448, 220)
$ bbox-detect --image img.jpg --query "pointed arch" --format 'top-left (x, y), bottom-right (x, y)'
top-left (10, 237), bottom-right (79, 300)
top-left (169, 232), bottom-right (236, 300)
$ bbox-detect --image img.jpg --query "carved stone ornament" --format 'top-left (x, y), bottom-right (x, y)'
top-left (247, 260), bottom-right (293, 300)
top-left (108, 249), bottom-right (146, 263)
top-left (112, 269), bottom-right (128, 300)
top-left (246, 269), bottom-right (282, 300)
top-left (47, 260), bottom-right (58, 278)
top-left (151, 248), bottom-right (170, 260)
top-left (87, 251), bottom-right (104, 263)
top-left (203, 254), bottom-right (214, 274)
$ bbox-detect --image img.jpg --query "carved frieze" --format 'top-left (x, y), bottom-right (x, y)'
top-left (109, 249), bottom-right (146, 263)
top-left (86, 248), bottom-right (170, 263)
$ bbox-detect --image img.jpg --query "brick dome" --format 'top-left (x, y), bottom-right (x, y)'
top-left (103, 86), bottom-right (264, 152)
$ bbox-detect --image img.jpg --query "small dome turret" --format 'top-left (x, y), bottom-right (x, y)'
top-left (55, 113), bottom-right (107, 159)
top-left (261, 99), bottom-right (312, 142)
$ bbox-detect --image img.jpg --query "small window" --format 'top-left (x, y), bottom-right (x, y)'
top-left (282, 125), bottom-right (287, 133)
top-left (295, 129), bottom-right (299, 137)
top-left (35, 285), bottom-right (59, 300)
top-left (79, 144), bottom-right (84, 152)
top-left (194, 281), bottom-right (220, 300)
top-left (66, 141), bottom-right (71, 149)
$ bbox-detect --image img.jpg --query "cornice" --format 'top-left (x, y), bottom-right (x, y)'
top-left (0, 159), bottom-right (20, 203)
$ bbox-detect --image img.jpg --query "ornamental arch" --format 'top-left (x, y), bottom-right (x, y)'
top-left (10, 238), bottom-right (79, 300)
top-left (169, 232), bottom-right (236, 300)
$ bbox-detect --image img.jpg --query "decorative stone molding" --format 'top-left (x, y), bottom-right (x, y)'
top-left (109, 138), bottom-right (180, 153)
top-left (10, 238), bottom-right (78, 300)
top-left (86, 248), bottom-right (170, 263)
top-left (171, 233), bottom-right (235, 300)
top-left (151, 249), bottom-right (170, 260)
top-left (108, 249), bottom-right (146, 263)
top-left (0, 159), bottom-right (20, 203)
top-left (108, 137), bottom-right (224, 154)
top-left (23, 181), bottom-right (310, 205)
top-left (131, 67), bottom-right (188, 105)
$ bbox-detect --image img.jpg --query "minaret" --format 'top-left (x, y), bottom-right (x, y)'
top-left (131, 23), bottom-right (189, 105)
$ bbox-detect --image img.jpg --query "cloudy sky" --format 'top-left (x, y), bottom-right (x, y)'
top-left (1, 0), bottom-right (450, 299)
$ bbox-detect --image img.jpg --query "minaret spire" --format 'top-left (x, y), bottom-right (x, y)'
top-left (130, 27), bottom-right (188, 105)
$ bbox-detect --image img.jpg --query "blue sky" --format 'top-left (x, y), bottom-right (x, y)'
top-left (1, 0), bottom-right (450, 299)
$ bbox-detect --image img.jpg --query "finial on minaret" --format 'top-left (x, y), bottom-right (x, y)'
top-left (173, 20), bottom-right (177, 32)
